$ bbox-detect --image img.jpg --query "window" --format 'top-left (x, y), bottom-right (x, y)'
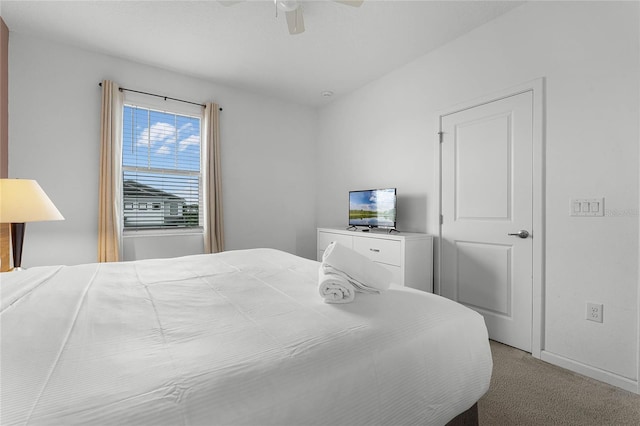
top-left (122, 103), bottom-right (202, 230)
top-left (169, 202), bottom-right (179, 216)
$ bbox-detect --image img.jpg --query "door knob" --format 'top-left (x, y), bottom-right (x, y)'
top-left (508, 230), bottom-right (530, 239)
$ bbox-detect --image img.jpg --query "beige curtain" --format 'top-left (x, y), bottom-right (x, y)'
top-left (98, 80), bottom-right (123, 262)
top-left (203, 102), bottom-right (224, 253)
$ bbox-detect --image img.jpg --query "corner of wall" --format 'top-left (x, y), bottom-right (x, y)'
top-left (1, 17), bottom-right (10, 271)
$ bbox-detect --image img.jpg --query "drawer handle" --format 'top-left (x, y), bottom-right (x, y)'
top-left (369, 248), bottom-right (380, 253)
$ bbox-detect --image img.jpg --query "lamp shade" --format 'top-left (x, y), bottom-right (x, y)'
top-left (0, 179), bottom-right (64, 223)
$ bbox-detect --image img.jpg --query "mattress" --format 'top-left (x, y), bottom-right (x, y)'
top-left (1, 248), bottom-right (492, 425)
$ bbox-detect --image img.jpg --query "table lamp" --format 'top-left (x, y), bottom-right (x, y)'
top-left (0, 179), bottom-right (64, 271)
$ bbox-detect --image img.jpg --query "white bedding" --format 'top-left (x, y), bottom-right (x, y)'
top-left (1, 248), bottom-right (492, 426)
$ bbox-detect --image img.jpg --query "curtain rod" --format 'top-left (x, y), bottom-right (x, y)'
top-left (98, 82), bottom-right (222, 111)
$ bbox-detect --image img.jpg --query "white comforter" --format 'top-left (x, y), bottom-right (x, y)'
top-left (1, 248), bottom-right (492, 426)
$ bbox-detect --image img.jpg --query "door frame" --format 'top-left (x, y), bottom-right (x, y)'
top-left (434, 78), bottom-right (545, 358)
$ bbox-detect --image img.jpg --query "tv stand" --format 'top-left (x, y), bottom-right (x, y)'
top-left (346, 226), bottom-right (400, 234)
top-left (317, 227), bottom-right (434, 293)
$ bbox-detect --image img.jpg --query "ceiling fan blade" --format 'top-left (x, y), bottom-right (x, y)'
top-left (285, 8), bottom-right (305, 35)
top-left (333, 0), bottom-right (364, 7)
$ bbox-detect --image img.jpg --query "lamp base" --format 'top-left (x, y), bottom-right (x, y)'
top-left (10, 222), bottom-right (26, 270)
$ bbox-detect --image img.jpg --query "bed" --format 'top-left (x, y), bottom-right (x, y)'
top-left (1, 248), bottom-right (492, 425)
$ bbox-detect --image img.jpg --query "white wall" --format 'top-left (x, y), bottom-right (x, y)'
top-left (317, 1), bottom-right (639, 392)
top-left (8, 33), bottom-right (318, 265)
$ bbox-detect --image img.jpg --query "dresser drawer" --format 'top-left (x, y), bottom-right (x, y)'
top-left (378, 263), bottom-right (402, 286)
top-left (318, 231), bottom-right (353, 251)
top-left (353, 237), bottom-right (401, 266)
top-left (317, 231), bottom-right (354, 261)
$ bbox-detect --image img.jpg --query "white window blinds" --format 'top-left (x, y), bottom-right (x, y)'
top-left (122, 104), bottom-right (202, 230)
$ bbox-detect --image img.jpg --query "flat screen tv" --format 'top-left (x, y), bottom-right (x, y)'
top-left (349, 188), bottom-right (397, 229)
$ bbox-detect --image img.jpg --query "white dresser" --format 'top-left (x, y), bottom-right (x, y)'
top-left (317, 227), bottom-right (434, 293)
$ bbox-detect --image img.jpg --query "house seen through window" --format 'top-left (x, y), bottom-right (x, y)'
top-left (122, 104), bottom-right (202, 230)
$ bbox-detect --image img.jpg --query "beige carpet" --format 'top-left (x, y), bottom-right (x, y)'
top-left (478, 341), bottom-right (640, 425)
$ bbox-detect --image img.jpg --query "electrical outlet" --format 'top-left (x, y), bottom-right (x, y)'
top-left (586, 302), bottom-right (603, 323)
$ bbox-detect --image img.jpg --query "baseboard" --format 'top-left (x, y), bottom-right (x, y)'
top-left (541, 350), bottom-right (639, 394)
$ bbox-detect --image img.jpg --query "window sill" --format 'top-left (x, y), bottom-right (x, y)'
top-left (123, 227), bottom-right (204, 238)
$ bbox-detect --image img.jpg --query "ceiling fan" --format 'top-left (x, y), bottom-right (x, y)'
top-left (220, 0), bottom-right (364, 35)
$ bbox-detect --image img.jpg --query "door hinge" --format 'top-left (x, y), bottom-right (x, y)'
top-left (438, 131), bottom-right (444, 143)
top-left (440, 214), bottom-right (444, 225)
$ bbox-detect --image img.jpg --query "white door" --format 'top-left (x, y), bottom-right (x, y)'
top-left (440, 91), bottom-right (533, 352)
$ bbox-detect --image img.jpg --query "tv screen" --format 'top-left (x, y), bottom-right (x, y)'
top-left (349, 188), bottom-right (397, 229)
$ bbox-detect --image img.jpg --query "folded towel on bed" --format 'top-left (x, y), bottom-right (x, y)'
top-left (320, 264), bottom-right (380, 295)
top-left (318, 267), bottom-right (356, 304)
top-left (321, 241), bottom-right (392, 294)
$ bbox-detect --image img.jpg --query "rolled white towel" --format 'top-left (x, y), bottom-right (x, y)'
top-left (321, 263), bottom-right (379, 294)
top-left (318, 267), bottom-right (356, 304)
top-left (322, 241), bottom-right (392, 293)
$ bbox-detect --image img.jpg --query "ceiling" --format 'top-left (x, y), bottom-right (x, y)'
top-left (1, 0), bottom-right (524, 107)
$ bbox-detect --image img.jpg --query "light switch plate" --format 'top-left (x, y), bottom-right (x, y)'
top-left (570, 198), bottom-right (604, 217)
